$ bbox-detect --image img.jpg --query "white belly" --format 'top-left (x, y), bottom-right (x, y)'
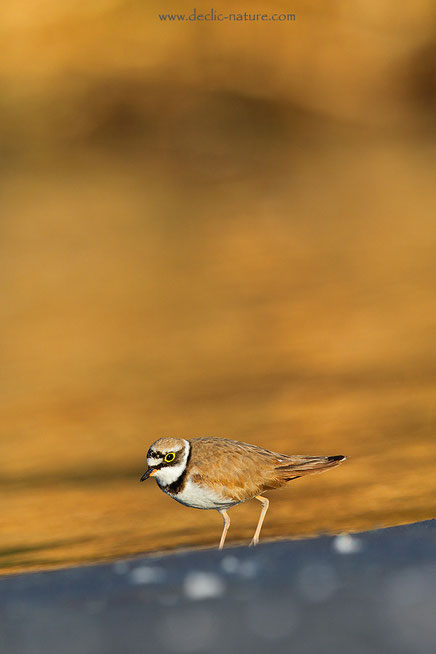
top-left (163, 479), bottom-right (238, 510)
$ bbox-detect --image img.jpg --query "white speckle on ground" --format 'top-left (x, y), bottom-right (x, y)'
top-left (239, 559), bottom-right (259, 578)
top-left (183, 571), bottom-right (225, 600)
top-left (130, 566), bottom-right (166, 585)
top-left (220, 555), bottom-right (239, 573)
top-left (220, 556), bottom-right (258, 578)
top-left (333, 533), bottom-right (362, 554)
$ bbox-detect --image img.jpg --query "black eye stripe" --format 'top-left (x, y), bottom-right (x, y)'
top-left (148, 449), bottom-right (182, 462)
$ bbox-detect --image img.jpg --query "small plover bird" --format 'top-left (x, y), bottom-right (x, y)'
top-left (140, 437), bottom-right (346, 549)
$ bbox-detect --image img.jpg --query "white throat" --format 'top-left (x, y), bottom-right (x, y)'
top-left (154, 439), bottom-right (190, 487)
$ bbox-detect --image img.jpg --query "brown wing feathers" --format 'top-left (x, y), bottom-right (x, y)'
top-left (189, 438), bottom-right (345, 501)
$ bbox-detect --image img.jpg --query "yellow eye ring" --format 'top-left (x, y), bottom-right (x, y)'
top-left (164, 452), bottom-right (175, 463)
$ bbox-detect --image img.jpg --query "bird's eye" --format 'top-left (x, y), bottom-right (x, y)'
top-left (164, 452), bottom-right (175, 463)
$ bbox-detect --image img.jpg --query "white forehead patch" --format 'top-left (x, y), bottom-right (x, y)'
top-left (147, 456), bottom-right (163, 467)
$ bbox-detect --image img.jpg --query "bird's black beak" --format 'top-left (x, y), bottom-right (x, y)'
top-left (140, 468), bottom-right (157, 482)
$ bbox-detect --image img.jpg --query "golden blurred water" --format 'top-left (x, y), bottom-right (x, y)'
top-left (1, 123), bottom-right (436, 574)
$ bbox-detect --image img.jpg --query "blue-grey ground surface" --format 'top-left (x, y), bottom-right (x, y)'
top-left (1, 520), bottom-right (436, 654)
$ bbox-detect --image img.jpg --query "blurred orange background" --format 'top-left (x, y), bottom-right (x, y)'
top-left (1, 0), bottom-right (436, 574)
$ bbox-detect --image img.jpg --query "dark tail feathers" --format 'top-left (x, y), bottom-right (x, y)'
top-left (276, 454), bottom-right (346, 480)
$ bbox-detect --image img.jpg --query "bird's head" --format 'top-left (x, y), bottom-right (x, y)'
top-left (140, 437), bottom-right (190, 486)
